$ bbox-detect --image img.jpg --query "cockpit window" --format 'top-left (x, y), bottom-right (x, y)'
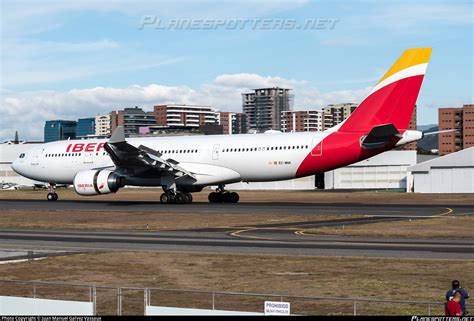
top-left (19, 153), bottom-right (25, 158)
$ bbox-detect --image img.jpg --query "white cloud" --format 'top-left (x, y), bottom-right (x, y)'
top-left (213, 73), bottom-right (307, 89)
top-left (0, 73), bottom-right (370, 141)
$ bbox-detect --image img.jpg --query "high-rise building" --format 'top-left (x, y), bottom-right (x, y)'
top-left (281, 110), bottom-right (323, 132)
top-left (95, 115), bottom-right (111, 136)
top-left (322, 103), bottom-right (358, 129)
top-left (76, 118), bottom-right (96, 138)
top-left (438, 104), bottom-right (474, 155)
top-left (242, 87), bottom-right (293, 132)
top-left (153, 104), bottom-right (218, 130)
top-left (110, 106), bottom-right (156, 136)
top-left (44, 120), bottom-right (77, 142)
top-left (218, 112), bottom-right (247, 134)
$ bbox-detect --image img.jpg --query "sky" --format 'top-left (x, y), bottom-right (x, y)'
top-left (0, 0), bottom-right (472, 141)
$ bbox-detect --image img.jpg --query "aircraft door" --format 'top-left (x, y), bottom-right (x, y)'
top-left (31, 153), bottom-right (39, 165)
top-left (212, 144), bottom-right (220, 160)
top-left (83, 152), bottom-right (93, 164)
top-left (311, 137), bottom-right (323, 156)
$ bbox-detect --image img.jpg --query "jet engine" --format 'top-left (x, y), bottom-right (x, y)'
top-left (73, 169), bottom-right (124, 196)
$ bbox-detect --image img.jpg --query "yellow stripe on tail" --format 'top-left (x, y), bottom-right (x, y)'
top-left (376, 48), bottom-right (432, 85)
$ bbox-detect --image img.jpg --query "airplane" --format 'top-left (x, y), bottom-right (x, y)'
top-left (12, 48), bottom-right (432, 204)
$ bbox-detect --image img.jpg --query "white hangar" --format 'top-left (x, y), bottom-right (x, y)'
top-left (407, 147), bottom-right (474, 193)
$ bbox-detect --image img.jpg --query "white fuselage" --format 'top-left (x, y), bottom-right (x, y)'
top-left (12, 131), bottom-right (328, 186)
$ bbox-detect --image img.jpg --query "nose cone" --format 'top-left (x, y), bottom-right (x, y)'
top-left (11, 157), bottom-right (21, 174)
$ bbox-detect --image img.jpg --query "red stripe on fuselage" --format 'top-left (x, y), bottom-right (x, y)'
top-left (296, 75), bottom-right (424, 177)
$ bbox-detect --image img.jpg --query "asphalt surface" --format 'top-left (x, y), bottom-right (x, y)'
top-left (0, 200), bottom-right (472, 259)
top-left (1, 199), bottom-right (472, 217)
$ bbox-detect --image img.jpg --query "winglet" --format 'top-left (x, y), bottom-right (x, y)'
top-left (109, 126), bottom-right (125, 144)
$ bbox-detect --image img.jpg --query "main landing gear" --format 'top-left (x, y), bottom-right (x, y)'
top-left (160, 191), bottom-right (193, 204)
top-left (46, 183), bottom-right (58, 201)
top-left (208, 185), bottom-right (239, 203)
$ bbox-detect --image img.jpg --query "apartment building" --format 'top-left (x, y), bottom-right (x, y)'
top-left (110, 106), bottom-right (156, 136)
top-left (438, 104), bottom-right (474, 155)
top-left (218, 112), bottom-right (247, 134)
top-left (154, 104), bottom-right (218, 129)
top-left (281, 110), bottom-right (323, 132)
top-left (242, 87), bottom-right (293, 132)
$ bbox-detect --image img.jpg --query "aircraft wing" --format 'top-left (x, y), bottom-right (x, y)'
top-left (103, 127), bottom-right (195, 180)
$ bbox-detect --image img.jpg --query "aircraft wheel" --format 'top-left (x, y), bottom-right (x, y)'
top-left (160, 192), bottom-right (172, 204)
top-left (183, 193), bottom-right (193, 204)
top-left (208, 192), bottom-right (223, 203)
top-left (175, 193), bottom-right (187, 204)
top-left (47, 192), bottom-right (58, 201)
top-left (223, 192), bottom-right (234, 203)
top-left (230, 192), bottom-right (239, 203)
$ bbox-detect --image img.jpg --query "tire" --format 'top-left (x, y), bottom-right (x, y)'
top-left (223, 192), bottom-right (233, 203)
top-left (230, 192), bottom-right (239, 203)
top-left (175, 193), bottom-right (186, 204)
top-left (183, 193), bottom-right (193, 204)
top-left (208, 192), bottom-right (223, 203)
top-left (160, 193), bottom-right (170, 204)
top-left (47, 193), bottom-right (57, 201)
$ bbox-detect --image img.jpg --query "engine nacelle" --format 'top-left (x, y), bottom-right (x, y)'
top-left (73, 169), bottom-right (124, 196)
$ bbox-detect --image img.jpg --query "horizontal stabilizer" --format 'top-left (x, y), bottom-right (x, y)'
top-left (423, 129), bottom-right (458, 137)
top-left (361, 124), bottom-right (402, 150)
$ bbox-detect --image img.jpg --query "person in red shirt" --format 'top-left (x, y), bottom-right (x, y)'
top-left (446, 291), bottom-right (463, 316)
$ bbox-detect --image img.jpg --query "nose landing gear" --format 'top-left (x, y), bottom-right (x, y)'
top-left (46, 183), bottom-right (58, 201)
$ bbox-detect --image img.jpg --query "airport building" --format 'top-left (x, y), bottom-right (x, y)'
top-left (76, 118), bottom-right (96, 138)
top-left (217, 112), bottom-right (247, 134)
top-left (0, 136), bottom-right (43, 186)
top-left (226, 151), bottom-right (416, 190)
top-left (323, 150), bottom-right (417, 190)
top-left (281, 110), bottom-right (323, 132)
top-left (438, 104), bottom-right (474, 155)
top-left (242, 87), bottom-right (294, 132)
top-left (43, 120), bottom-right (77, 142)
top-left (153, 104), bottom-right (219, 130)
top-left (110, 106), bottom-right (156, 136)
top-left (407, 147), bottom-right (474, 193)
top-left (95, 115), bottom-right (111, 136)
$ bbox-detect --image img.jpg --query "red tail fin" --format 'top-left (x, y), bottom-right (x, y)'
top-left (338, 48), bottom-right (432, 133)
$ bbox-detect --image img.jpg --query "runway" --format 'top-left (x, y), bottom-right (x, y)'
top-left (0, 200), bottom-right (472, 259)
top-left (1, 199), bottom-right (472, 217)
top-left (0, 218), bottom-right (472, 259)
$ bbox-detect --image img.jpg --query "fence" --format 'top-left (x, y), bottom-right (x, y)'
top-left (0, 280), bottom-right (445, 315)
